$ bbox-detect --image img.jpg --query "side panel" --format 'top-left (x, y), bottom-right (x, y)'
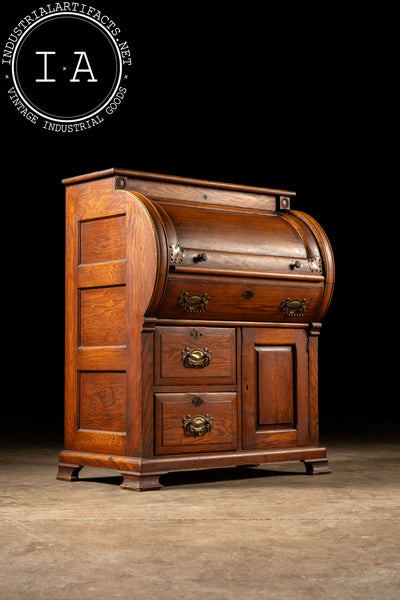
top-left (64, 180), bottom-right (160, 458)
top-left (65, 178), bottom-right (128, 455)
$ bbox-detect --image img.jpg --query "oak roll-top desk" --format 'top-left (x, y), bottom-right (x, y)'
top-left (57, 168), bottom-right (335, 491)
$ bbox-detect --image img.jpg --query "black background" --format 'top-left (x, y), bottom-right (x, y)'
top-left (1, 3), bottom-right (390, 425)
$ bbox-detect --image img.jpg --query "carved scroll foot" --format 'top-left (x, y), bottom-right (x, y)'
top-left (56, 463), bottom-right (83, 481)
top-left (302, 458), bottom-right (332, 475)
top-left (119, 471), bottom-right (166, 491)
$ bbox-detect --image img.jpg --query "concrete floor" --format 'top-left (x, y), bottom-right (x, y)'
top-left (1, 423), bottom-right (399, 600)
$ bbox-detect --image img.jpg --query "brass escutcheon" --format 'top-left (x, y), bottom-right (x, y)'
top-left (280, 298), bottom-right (309, 317)
top-left (308, 256), bottom-right (323, 273)
top-left (169, 242), bottom-right (185, 264)
top-left (191, 328), bottom-right (203, 339)
top-left (182, 414), bottom-right (213, 436)
top-left (181, 347), bottom-right (212, 368)
top-left (192, 396), bottom-right (204, 406)
top-left (178, 292), bottom-right (210, 313)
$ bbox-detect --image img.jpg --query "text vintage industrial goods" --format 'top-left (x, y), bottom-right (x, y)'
top-left (2, 2), bottom-right (132, 132)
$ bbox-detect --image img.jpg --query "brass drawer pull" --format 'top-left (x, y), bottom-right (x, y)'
top-left (181, 347), bottom-right (212, 368)
top-left (280, 298), bottom-right (309, 317)
top-left (182, 414), bottom-right (213, 436)
top-left (178, 292), bottom-right (210, 313)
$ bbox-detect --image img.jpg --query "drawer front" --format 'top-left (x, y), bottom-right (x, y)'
top-left (154, 326), bottom-right (236, 385)
top-left (157, 275), bottom-right (324, 322)
top-left (155, 392), bottom-right (237, 455)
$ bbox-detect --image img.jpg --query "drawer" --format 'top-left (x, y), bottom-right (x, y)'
top-left (155, 392), bottom-right (238, 455)
top-left (154, 326), bottom-right (236, 385)
top-left (157, 274), bottom-right (325, 322)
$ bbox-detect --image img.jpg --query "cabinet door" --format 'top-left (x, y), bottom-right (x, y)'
top-left (242, 328), bottom-right (312, 449)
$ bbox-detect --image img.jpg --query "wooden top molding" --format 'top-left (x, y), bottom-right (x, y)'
top-left (61, 167), bottom-right (296, 198)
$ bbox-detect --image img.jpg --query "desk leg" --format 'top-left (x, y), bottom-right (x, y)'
top-left (119, 471), bottom-right (167, 491)
top-left (56, 463), bottom-right (83, 481)
top-left (302, 458), bottom-right (332, 475)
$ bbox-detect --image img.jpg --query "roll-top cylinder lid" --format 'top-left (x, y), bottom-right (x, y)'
top-left (161, 203), bottom-right (307, 259)
top-left (155, 201), bottom-right (324, 282)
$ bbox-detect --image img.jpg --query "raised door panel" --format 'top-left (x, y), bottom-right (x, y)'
top-left (257, 346), bottom-right (294, 428)
top-left (242, 328), bottom-right (310, 449)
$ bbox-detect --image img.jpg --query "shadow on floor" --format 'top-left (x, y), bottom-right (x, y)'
top-left (77, 466), bottom-right (303, 489)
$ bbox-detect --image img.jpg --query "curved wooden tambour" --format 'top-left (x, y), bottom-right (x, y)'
top-left (127, 192), bottom-right (335, 324)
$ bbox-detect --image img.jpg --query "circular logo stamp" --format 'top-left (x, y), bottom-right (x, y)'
top-left (2, 4), bottom-right (132, 132)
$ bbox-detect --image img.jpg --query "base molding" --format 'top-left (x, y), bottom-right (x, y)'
top-left (57, 446), bottom-right (331, 490)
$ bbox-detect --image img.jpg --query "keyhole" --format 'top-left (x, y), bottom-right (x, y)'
top-left (243, 290), bottom-right (254, 299)
top-left (191, 328), bottom-right (202, 339)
